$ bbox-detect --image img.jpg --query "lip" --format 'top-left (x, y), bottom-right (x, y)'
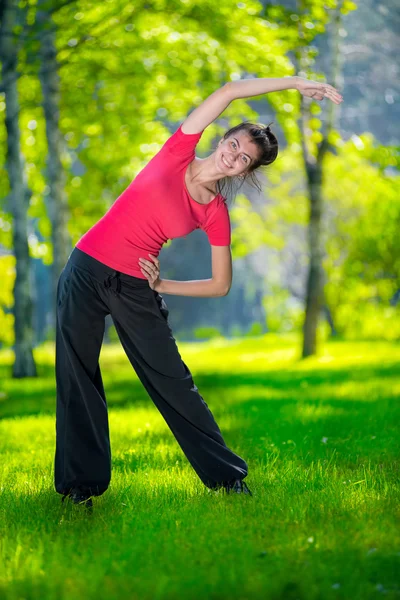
top-left (221, 153), bottom-right (233, 169)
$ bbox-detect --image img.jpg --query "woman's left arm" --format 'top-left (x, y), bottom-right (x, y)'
top-left (226, 76), bottom-right (343, 104)
top-left (181, 76), bottom-right (342, 136)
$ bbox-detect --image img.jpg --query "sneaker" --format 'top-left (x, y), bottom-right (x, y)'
top-left (223, 479), bottom-right (253, 496)
top-left (61, 487), bottom-right (93, 511)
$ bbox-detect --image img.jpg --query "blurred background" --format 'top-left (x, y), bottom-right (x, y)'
top-left (0, 0), bottom-right (399, 378)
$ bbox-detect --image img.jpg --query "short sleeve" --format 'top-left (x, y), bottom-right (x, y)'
top-left (200, 201), bottom-right (231, 246)
top-left (162, 124), bottom-right (204, 160)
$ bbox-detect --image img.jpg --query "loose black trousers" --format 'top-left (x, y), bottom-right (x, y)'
top-left (55, 247), bottom-right (248, 497)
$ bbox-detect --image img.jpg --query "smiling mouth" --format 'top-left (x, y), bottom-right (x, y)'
top-left (221, 154), bottom-right (233, 168)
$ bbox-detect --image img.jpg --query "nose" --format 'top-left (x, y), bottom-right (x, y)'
top-left (225, 153), bottom-right (236, 167)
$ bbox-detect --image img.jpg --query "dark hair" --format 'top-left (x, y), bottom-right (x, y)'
top-left (213, 121), bottom-right (278, 207)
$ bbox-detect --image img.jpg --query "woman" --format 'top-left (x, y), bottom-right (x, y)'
top-left (56, 75), bottom-right (343, 509)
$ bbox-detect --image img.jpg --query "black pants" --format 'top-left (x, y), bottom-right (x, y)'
top-left (55, 247), bottom-right (248, 497)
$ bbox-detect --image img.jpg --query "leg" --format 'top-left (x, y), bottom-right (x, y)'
top-left (110, 288), bottom-right (248, 489)
top-left (54, 260), bottom-right (111, 497)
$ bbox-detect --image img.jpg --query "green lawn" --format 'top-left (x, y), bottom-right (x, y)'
top-left (0, 333), bottom-right (399, 599)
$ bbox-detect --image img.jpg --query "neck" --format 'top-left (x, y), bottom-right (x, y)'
top-left (189, 154), bottom-right (226, 188)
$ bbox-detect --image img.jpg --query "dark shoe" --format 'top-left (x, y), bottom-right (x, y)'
top-left (224, 479), bottom-right (253, 496)
top-left (61, 487), bottom-right (93, 511)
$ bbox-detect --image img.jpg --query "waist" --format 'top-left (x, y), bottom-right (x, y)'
top-left (68, 247), bottom-right (150, 287)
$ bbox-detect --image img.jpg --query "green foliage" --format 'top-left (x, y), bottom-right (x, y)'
top-left (322, 134), bottom-right (400, 337)
top-left (339, 302), bottom-right (400, 342)
top-left (230, 194), bottom-right (286, 257)
top-left (244, 322), bottom-right (264, 336)
top-left (193, 326), bottom-right (221, 340)
top-left (43, 0), bottom-right (294, 247)
top-left (263, 285), bottom-right (303, 333)
top-left (229, 324), bottom-right (243, 337)
top-left (0, 255), bottom-right (15, 346)
top-left (1, 0), bottom-right (397, 348)
top-left (242, 127), bottom-right (399, 341)
top-left (0, 0), bottom-right (295, 347)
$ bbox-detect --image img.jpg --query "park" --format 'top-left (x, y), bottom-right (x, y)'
top-left (0, 0), bottom-right (399, 598)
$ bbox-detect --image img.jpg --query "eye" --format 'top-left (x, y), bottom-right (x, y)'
top-left (231, 141), bottom-right (248, 163)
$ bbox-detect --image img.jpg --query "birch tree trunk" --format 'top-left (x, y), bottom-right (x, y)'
top-left (0, 0), bottom-right (37, 377)
top-left (37, 0), bottom-right (71, 331)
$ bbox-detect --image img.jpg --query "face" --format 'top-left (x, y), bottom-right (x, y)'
top-left (216, 130), bottom-right (259, 177)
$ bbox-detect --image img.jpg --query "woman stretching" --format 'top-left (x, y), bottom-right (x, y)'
top-left (55, 75), bottom-right (343, 509)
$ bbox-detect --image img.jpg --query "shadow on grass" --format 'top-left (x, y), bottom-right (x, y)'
top-left (0, 357), bottom-right (399, 421)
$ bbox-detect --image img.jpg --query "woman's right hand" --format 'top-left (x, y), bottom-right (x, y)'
top-left (138, 254), bottom-right (162, 291)
top-left (295, 76), bottom-right (343, 104)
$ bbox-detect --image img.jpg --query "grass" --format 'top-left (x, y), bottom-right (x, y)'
top-left (0, 333), bottom-right (399, 599)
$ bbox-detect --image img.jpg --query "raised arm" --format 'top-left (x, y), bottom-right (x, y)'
top-left (228, 76), bottom-right (343, 103)
top-left (181, 76), bottom-right (342, 135)
top-left (181, 79), bottom-right (296, 135)
top-left (180, 84), bottom-right (233, 135)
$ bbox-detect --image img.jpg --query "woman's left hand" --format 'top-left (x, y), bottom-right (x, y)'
top-left (295, 76), bottom-right (343, 104)
top-left (138, 254), bottom-right (162, 291)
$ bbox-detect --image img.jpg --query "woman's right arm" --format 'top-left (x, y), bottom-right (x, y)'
top-left (157, 277), bottom-right (226, 298)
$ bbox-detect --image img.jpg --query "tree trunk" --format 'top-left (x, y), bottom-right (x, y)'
top-left (322, 304), bottom-right (338, 337)
top-left (297, 2), bottom-right (344, 358)
top-left (302, 166), bottom-right (324, 357)
top-left (0, 0), bottom-right (37, 377)
top-left (37, 1), bottom-right (71, 332)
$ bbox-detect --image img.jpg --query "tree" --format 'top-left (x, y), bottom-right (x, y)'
top-left (265, 0), bottom-right (357, 357)
top-left (37, 0), bottom-right (72, 321)
top-left (0, 0), bottom-right (37, 377)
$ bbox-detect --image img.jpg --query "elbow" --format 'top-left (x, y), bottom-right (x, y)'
top-left (221, 81), bottom-right (234, 101)
top-left (212, 277), bottom-right (232, 297)
top-left (220, 283), bottom-right (232, 297)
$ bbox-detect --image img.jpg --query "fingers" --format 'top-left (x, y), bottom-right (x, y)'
top-left (139, 262), bottom-right (157, 275)
top-left (139, 258), bottom-right (159, 270)
top-left (322, 84), bottom-right (343, 103)
top-left (324, 90), bottom-right (342, 104)
top-left (138, 256), bottom-right (160, 281)
top-left (308, 87), bottom-right (342, 104)
top-left (148, 253), bottom-right (159, 265)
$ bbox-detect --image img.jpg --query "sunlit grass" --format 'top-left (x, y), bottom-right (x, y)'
top-left (0, 333), bottom-right (399, 599)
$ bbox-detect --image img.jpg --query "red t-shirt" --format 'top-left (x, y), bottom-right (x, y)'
top-left (75, 124), bottom-right (231, 279)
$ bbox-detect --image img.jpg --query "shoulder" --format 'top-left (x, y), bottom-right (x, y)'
top-left (162, 124), bottom-right (205, 158)
top-left (200, 198), bottom-right (231, 246)
top-left (211, 197), bottom-right (229, 216)
top-left (201, 196), bottom-right (229, 218)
